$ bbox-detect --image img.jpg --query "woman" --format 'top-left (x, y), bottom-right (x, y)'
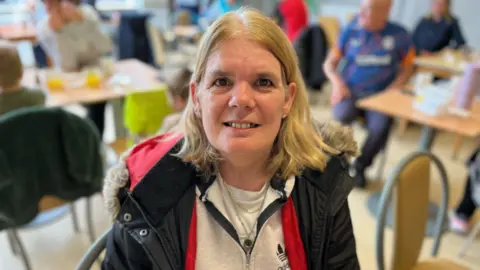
top-left (412, 0), bottom-right (466, 55)
top-left (102, 8), bottom-right (359, 269)
top-left (36, 0), bottom-right (112, 136)
top-left (450, 148), bottom-right (479, 234)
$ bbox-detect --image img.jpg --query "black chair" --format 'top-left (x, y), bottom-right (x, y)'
top-left (117, 11), bottom-right (154, 65)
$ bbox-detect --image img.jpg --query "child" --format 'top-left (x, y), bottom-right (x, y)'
top-left (158, 67), bottom-right (192, 134)
top-left (0, 41), bottom-right (45, 116)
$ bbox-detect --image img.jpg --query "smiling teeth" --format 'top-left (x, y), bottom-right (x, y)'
top-left (230, 123), bottom-right (254, 129)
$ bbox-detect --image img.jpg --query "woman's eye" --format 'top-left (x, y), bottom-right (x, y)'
top-left (213, 78), bottom-right (230, 87)
top-left (256, 78), bottom-right (274, 88)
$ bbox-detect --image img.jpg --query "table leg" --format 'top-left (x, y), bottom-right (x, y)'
top-left (419, 126), bottom-right (437, 151)
top-left (111, 99), bottom-right (126, 139)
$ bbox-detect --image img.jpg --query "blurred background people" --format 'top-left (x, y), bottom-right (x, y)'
top-left (0, 40), bottom-right (45, 116)
top-left (323, 0), bottom-right (415, 188)
top-left (36, 0), bottom-right (112, 137)
top-left (272, 0), bottom-right (308, 42)
top-left (413, 0), bottom-right (466, 56)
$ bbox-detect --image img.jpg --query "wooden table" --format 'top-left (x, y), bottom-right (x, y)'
top-left (414, 49), bottom-right (479, 77)
top-left (22, 59), bottom-right (164, 138)
top-left (0, 24), bottom-right (37, 42)
top-left (22, 59), bottom-right (164, 107)
top-left (358, 90), bottom-right (480, 142)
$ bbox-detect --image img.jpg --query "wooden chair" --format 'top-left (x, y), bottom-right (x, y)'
top-left (107, 137), bottom-right (129, 157)
top-left (146, 18), bottom-right (167, 68)
top-left (376, 151), bottom-right (468, 270)
top-left (318, 16), bottom-right (341, 48)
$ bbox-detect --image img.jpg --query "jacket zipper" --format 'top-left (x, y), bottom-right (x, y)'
top-left (203, 196), bottom-right (286, 270)
top-left (245, 209), bottom-right (278, 270)
top-left (125, 191), bottom-right (176, 270)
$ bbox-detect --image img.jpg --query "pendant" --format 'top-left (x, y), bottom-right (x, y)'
top-left (243, 238), bottom-right (253, 251)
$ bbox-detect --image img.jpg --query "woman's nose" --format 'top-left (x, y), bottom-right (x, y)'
top-left (228, 82), bottom-right (256, 109)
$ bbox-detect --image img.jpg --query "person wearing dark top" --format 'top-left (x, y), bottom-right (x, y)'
top-left (412, 0), bottom-right (466, 55)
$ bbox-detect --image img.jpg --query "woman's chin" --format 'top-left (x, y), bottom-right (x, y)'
top-left (218, 137), bottom-right (269, 155)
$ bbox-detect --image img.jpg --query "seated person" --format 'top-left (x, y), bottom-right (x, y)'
top-left (175, 0), bottom-right (200, 25)
top-left (36, 0), bottom-right (112, 137)
top-left (323, 0), bottom-right (415, 188)
top-left (272, 0), bottom-right (308, 42)
top-left (450, 148), bottom-right (479, 234)
top-left (158, 67), bottom-right (192, 134)
top-left (413, 0), bottom-right (466, 55)
top-left (0, 41), bottom-right (45, 116)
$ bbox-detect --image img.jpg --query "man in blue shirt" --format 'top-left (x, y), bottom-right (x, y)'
top-left (323, 0), bottom-right (415, 188)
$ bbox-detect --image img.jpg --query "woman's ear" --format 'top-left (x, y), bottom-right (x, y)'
top-left (282, 82), bottom-right (297, 115)
top-left (190, 82), bottom-right (201, 117)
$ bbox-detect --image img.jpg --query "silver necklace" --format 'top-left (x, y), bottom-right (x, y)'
top-left (224, 181), bottom-right (269, 251)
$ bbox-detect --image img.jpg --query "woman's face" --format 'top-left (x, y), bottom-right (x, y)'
top-left (432, 0), bottom-right (448, 17)
top-left (191, 37), bottom-right (296, 158)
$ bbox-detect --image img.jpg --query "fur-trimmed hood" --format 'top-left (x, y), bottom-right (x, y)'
top-left (103, 121), bottom-right (358, 219)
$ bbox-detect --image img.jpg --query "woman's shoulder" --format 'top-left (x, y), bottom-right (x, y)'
top-left (103, 133), bottom-right (186, 218)
top-left (301, 120), bottom-right (358, 200)
top-left (124, 133), bottom-right (184, 190)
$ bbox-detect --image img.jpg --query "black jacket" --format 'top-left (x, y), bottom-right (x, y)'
top-left (102, 132), bottom-right (359, 269)
top-left (0, 107), bottom-right (104, 230)
top-left (294, 25), bottom-right (329, 91)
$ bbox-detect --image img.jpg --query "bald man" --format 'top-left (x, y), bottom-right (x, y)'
top-left (323, 0), bottom-right (415, 188)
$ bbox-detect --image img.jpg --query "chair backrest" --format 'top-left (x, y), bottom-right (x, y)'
top-left (147, 19), bottom-right (166, 68)
top-left (376, 152), bottom-right (449, 270)
top-left (318, 16), bottom-right (341, 48)
top-left (0, 107), bottom-right (104, 230)
top-left (123, 87), bottom-right (174, 141)
top-left (76, 228), bottom-right (110, 270)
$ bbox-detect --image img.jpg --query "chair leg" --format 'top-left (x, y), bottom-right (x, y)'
top-left (376, 149), bottom-right (388, 181)
top-left (70, 203), bottom-right (80, 233)
top-left (9, 230), bottom-right (32, 270)
top-left (452, 135), bottom-right (464, 160)
top-left (7, 230), bottom-right (19, 256)
top-left (86, 198), bottom-right (96, 243)
top-left (458, 222), bottom-right (480, 258)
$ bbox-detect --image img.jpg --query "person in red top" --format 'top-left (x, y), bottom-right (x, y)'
top-left (273, 0), bottom-right (308, 42)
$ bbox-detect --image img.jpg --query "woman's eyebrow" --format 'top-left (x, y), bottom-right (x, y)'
top-left (207, 69), bottom-right (232, 77)
top-left (256, 72), bottom-right (280, 80)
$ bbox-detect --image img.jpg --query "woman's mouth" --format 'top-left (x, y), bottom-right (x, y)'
top-left (223, 122), bottom-right (261, 129)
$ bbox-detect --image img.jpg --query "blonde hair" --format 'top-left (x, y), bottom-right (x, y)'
top-left (0, 40), bottom-right (23, 90)
top-left (176, 7), bottom-right (338, 179)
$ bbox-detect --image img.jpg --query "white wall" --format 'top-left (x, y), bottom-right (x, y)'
top-left (319, 0), bottom-right (480, 49)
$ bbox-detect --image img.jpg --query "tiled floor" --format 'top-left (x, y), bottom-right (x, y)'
top-left (1, 92), bottom-right (480, 269)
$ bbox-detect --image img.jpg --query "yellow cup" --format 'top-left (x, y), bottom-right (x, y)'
top-left (46, 77), bottom-right (64, 91)
top-left (86, 71), bottom-right (102, 88)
